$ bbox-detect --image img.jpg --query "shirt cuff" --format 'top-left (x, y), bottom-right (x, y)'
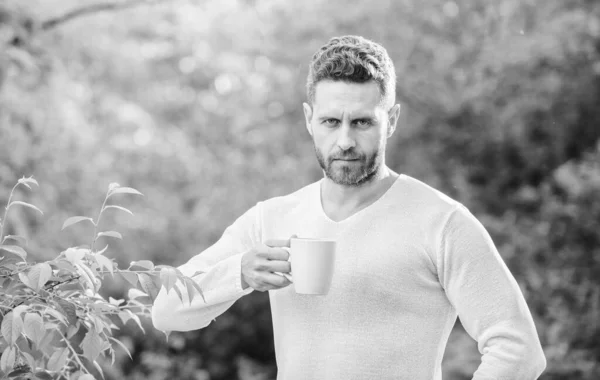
top-left (232, 251), bottom-right (254, 296)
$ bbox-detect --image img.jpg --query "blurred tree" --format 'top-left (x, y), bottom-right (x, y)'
top-left (1, 0), bottom-right (599, 378)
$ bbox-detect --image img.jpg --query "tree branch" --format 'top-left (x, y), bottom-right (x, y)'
top-left (41, 0), bottom-right (158, 31)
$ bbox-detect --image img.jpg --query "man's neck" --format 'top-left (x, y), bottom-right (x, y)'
top-left (320, 166), bottom-right (399, 220)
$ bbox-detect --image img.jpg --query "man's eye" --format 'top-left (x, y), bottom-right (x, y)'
top-left (355, 119), bottom-right (371, 126)
top-left (323, 119), bottom-right (339, 126)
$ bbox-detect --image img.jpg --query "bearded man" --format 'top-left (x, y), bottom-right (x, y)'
top-left (152, 35), bottom-right (546, 380)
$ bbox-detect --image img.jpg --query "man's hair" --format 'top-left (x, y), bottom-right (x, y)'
top-left (306, 35), bottom-right (396, 109)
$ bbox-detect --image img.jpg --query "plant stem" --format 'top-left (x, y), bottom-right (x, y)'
top-left (98, 269), bottom-right (161, 275)
top-left (0, 182), bottom-right (20, 244)
top-left (0, 265), bottom-right (29, 277)
top-left (90, 191), bottom-right (109, 253)
top-left (58, 331), bottom-right (91, 375)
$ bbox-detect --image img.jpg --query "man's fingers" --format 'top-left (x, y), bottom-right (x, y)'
top-left (264, 260), bottom-right (291, 273)
top-left (258, 246), bottom-right (290, 261)
top-left (260, 273), bottom-right (292, 288)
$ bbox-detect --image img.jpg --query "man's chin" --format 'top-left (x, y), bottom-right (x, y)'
top-left (325, 169), bottom-right (367, 187)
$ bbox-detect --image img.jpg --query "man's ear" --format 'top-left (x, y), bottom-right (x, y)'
top-left (386, 104), bottom-right (401, 138)
top-left (303, 102), bottom-right (313, 136)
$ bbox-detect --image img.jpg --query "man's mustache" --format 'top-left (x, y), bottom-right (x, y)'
top-left (329, 151), bottom-right (363, 161)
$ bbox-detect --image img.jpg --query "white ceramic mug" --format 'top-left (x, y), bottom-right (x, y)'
top-left (283, 237), bottom-right (336, 295)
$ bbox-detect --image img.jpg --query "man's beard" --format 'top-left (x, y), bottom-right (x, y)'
top-left (314, 145), bottom-right (382, 187)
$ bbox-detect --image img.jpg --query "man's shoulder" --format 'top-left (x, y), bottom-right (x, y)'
top-left (258, 180), bottom-right (320, 212)
top-left (397, 174), bottom-right (461, 211)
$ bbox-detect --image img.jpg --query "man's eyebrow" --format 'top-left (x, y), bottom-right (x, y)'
top-left (352, 114), bottom-right (378, 122)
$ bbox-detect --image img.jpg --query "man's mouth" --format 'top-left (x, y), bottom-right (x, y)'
top-left (333, 158), bottom-right (360, 163)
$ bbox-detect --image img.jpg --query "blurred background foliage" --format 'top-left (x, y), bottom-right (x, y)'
top-left (1, 0), bottom-right (599, 379)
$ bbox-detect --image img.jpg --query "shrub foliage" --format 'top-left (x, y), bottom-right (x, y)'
top-left (0, 177), bottom-right (201, 380)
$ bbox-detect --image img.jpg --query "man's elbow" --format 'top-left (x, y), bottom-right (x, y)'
top-left (151, 305), bottom-right (173, 332)
top-left (151, 291), bottom-right (184, 331)
top-left (530, 344), bottom-right (547, 378)
top-left (151, 298), bottom-right (212, 332)
top-left (517, 340), bottom-right (546, 379)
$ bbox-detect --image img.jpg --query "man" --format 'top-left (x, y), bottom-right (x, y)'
top-left (152, 35), bottom-right (546, 379)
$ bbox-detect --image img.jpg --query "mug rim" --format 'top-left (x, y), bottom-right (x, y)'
top-left (291, 237), bottom-right (335, 242)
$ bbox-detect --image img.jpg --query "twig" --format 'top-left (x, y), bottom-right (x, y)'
top-left (58, 331), bottom-right (91, 375)
top-left (0, 182), bottom-right (20, 243)
top-left (41, 0), bottom-right (159, 31)
top-left (45, 275), bottom-right (81, 292)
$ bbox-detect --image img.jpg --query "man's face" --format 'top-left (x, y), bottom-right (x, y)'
top-left (303, 80), bottom-right (398, 187)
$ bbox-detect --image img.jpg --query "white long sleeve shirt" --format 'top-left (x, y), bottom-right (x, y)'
top-left (152, 174), bottom-right (546, 379)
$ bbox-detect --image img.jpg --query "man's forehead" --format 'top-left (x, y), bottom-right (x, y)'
top-left (313, 80), bottom-right (384, 115)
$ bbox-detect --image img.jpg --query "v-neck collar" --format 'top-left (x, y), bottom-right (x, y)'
top-left (314, 174), bottom-right (405, 224)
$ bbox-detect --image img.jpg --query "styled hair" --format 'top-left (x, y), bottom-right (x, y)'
top-left (306, 35), bottom-right (396, 109)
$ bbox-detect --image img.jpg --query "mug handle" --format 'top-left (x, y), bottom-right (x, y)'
top-left (275, 247), bottom-right (293, 283)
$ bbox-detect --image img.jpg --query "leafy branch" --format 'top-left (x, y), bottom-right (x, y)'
top-left (0, 176), bottom-right (206, 379)
top-left (41, 0), bottom-right (163, 31)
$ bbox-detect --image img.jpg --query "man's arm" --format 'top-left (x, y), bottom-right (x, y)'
top-left (438, 204), bottom-right (546, 380)
top-left (151, 204), bottom-right (260, 332)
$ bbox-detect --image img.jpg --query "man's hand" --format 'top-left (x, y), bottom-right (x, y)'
top-left (241, 237), bottom-right (294, 291)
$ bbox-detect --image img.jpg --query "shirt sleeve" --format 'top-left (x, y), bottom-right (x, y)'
top-left (438, 204), bottom-right (546, 380)
top-left (151, 203), bottom-right (261, 332)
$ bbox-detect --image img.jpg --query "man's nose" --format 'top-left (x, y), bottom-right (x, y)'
top-left (336, 124), bottom-right (356, 151)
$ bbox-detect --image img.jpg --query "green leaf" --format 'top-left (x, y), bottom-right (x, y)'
top-left (96, 231), bottom-right (122, 240)
top-left (93, 360), bottom-right (105, 379)
top-left (96, 244), bottom-right (109, 255)
top-left (19, 272), bottom-right (32, 288)
top-left (63, 248), bottom-right (88, 264)
top-left (54, 300), bottom-right (77, 326)
top-left (108, 297), bottom-right (124, 306)
top-left (37, 331), bottom-right (56, 357)
top-left (108, 337), bottom-right (132, 360)
top-left (0, 245), bottom-right (27, 261)
top-left (191, 270), bottom-right (205, 278)
top-left (127, 288), bottom-right (148, 300)
top-left (101, 205), bottom-right (133, 216)
top-left (137, 273), bottom-right (160, 301)
top-left (119, 272), bottom-right (138, 287)
top-left (61, 217), bottom-right (95, 231)
top-left (107, 187), bottom-right (143, 198)
top-left (173, 283), bottom-right (184, 302)
top-left (68, 371), bottom-right (83, 380)
top-left (159, 267), bottom-right (178, 294)
top-left (47, 347), bottom-right (68, 372)
top-left (27, 263), bottom-right (52, 291)
top-left (117, 310), bottom-right (144, 333)
top-left (0, 346), bottom-right (16, 372)
top-left (78, 374), bottom-right (96, 380)
top-left (23, 313), bottom-right (45, 346)
top-left (80, 330), bottom-right (103, 362)
top-left (18, 176), bottom-right (38, 188)
top-left (44, 306), bottom-right (68, 326)
top-left (1, 311), bottom-right (23, 344)
top-left (185, 277), bottom-right (205, 304)
top-left (7, 364), bottom-right (31, 377)
top-left (13, 305), bottom-right (28, 319)
top-left (88, 314), bottom-right (110, 335)
top-left (183, 278), bottom-right (196, 305)
top-left (1, 235), bottom-right (27, 246)
top-left (7, 201), bottom-right (43, 215)
top-left (34, 370), bottom-right (55, 380)
top-left (21, 351), bottom-right (35, 369)
top-left (54, 259), bottom-right (76, 273)
top-left (66, 324), bottom-right (80, 339)
top-left (129, 260), bottom-right (154, 270)
top-left (94, 254), bottom-right (114, 276)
